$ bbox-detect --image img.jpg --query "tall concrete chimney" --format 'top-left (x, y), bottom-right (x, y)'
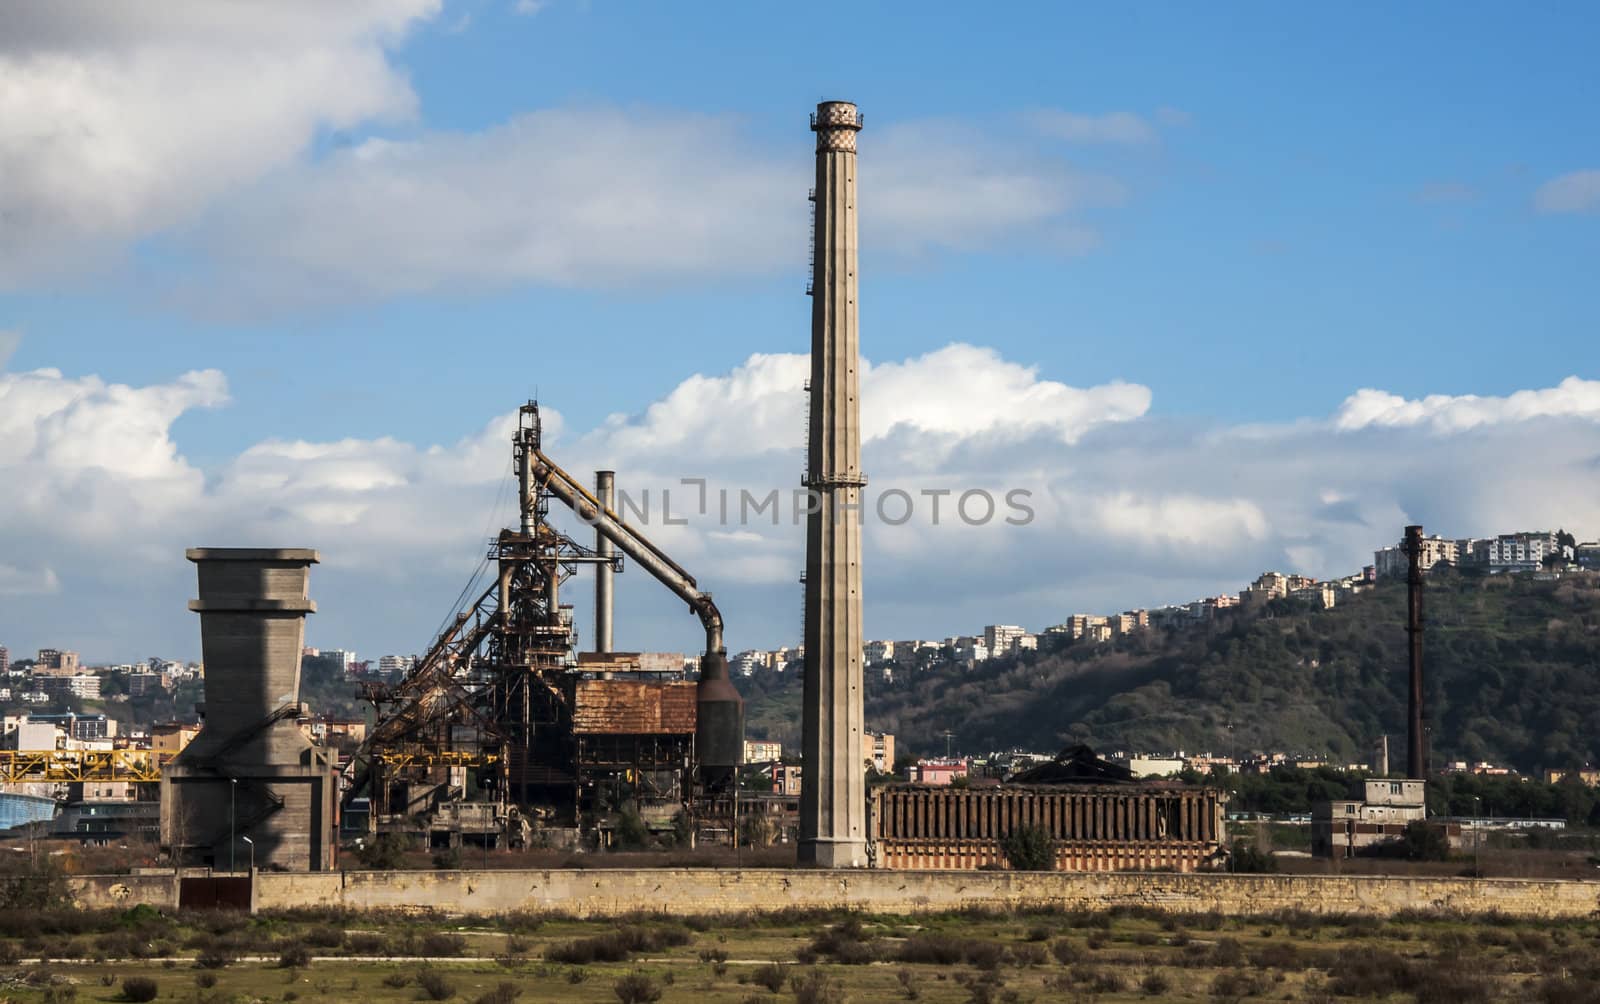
top-left (1403, 525), bottom-right (1426, 780)
top-left (595, 470), bottom-right (615, 654)
top-left (799, 100), bottom-right (868, 868)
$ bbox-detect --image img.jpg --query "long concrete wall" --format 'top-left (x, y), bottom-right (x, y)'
top-left (68, 869), bottom-right (1600, 920)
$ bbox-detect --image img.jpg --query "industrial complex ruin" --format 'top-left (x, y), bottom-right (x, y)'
top-left (140, 100), bottom-right (1233, 875)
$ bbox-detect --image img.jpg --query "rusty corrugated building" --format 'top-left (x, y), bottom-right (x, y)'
top-left (869, 746), bottom-right (1226, 872)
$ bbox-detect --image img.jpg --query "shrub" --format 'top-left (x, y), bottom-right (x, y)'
top-left (699, 947), bottom-right (729, 964)
top-left (1140, 970), bottom-right (1171, 995)
top-left (1210, 971), bottom-right (1270, 1000)
top-left (1069, 966), bottom-right (1125, 993)
top-left (1210, 937), bottom-right (1245, 967)
top-left (1228, 840), bottom-right (1278, 873)
top-left (1024, 925), bottom-right (1052, 942)
top-left (999, 824), bottom-right (1054, 871)
top-left (344, 933), bottom-right (385, 954)
top-left (612, 971), bottom-right (662, 1004)
top-left (896, 968), bottom-right (921, 1000)
top-left (1049, 938), bottom-right (1080, 965)
top-left (416, 967), bottom-right (456, 1000)
top-left (1010, 942), bottom-right (1047, 966)
top-left (380, 973), bottom-right (411, 989)
top-left (355, 833), bottom-right (409, 869)
top-left (809, 918), bottom-right (876, 965)
top-left (120, 977), bottom-right (159, 1002)
top-left (421, 933), bottom-right (466, 957)
top-left (789, 969), bottom-right (846, 1004)
top-left (614, 807), bottom-right (651, 851)
top-left (195, 973), bottom-right (218, 988)
top-left (304, 926), bottom-right (344, 949)
top-left (473, 982), bottom-right (521, 1004)
top-left (751, 962), bottom-right (787, 993)
top-left (194, 947), bottom-right (237, 969)
top-left (278, 943), bottom-right (311, 968)
top-left (432, 847), bottom-right (463, 870)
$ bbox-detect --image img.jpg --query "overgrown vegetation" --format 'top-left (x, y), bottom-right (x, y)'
top-left (744, 570), bottom-right (1600, 776)
top-left (999, 824), bottom-right (1055, 871)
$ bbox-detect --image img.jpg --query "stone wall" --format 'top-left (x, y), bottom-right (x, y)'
top-left (67, 869), bottom-right (1600, 920)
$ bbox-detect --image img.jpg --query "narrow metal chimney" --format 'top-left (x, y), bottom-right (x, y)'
top-left (1404, 525), bottom-right (1426, 780)
top-left (594, 470), bottom-right (615, 654)
top-left (799, 99), bottom-right (868, 868)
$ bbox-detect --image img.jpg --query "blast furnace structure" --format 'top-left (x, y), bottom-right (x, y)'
top-left (800, 100), bottom-right (869, 868)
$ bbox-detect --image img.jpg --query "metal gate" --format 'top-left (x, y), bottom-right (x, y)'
top-left (178, 876), bottom-right (252, 911)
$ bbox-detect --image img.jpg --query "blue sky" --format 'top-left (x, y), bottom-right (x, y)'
top-left (2, 2), bottom-right (1598, 661)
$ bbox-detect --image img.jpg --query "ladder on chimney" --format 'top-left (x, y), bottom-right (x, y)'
top-left (805, 188), bottom-right (817, 296)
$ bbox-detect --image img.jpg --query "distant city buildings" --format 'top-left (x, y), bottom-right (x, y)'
top-left (744, 739), bottom-right (782, 763)
top-left (868, 732), bottom-right (895, 773)
top-left (907, 757), bottom-right (969, 785)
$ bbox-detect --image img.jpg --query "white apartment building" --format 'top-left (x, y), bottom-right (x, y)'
top-left (377, 654), bottom-right (415, 676)
top-left (983, 625), bottom-right (1027, 655)
top-left (864, 640), bottom-right (895, 664)
top-left (730, 651), bottom-right (766, 677)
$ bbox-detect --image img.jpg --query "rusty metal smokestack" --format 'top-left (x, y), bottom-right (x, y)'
top-left (1404, 524), bottom-right (1426, 779)
top-left (594, 470), bottom-right (615, 654)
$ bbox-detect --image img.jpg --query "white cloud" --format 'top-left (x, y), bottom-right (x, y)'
top-left (513, 0), bottom-right (546, 14)
top-left (1333, 377), bottom-right (1600, 432)
top-left (0, 9), bottom-right (1143, 302)
top-left (1028, 110), bottom-right (1158, 145)
top-left (0, 563), bottom-right (60, 597)
top-left (8, 352), bottom-right (1600, 662)
top-left (174, 108), bottom-right (1128, 308)
top-left (0, 0), bottom-right (439, 285)
top-left (1534, 170), bottom-right (1600, 214)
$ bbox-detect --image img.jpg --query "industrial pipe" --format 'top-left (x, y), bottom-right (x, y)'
top-left (595, 471), bottom-right (615, 653)
top-left (528, 451), bottom-right (741, 773)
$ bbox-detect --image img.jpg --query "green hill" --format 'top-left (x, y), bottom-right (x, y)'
top-left (743, 569), bottom-right (1600, 774)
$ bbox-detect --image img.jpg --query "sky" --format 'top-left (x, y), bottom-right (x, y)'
top-left (2, 1), bottom-right (1599, 663)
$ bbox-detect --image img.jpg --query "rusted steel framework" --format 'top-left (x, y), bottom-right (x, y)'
top-left (870, 785), bottom-right (1227, 872)
top-left (345, 402), bottom-right (721, 843)
top-left (0, 749), bottom-right (172, 783)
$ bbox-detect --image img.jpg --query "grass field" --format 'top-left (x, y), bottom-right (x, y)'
top-left (2, 902), bottom-right (1596, 1003)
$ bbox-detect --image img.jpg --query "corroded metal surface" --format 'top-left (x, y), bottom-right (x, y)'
top-left (571, 680), bottom-right (697, 735)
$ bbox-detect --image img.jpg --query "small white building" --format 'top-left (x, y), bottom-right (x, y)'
top-left (1313, 779), bottom-right (1441, 857)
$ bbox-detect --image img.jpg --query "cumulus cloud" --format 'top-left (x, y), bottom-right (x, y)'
top-left (0, 0), bottom-right (438, 285)
top-left (1534, 170), bottom-right (1600, 214)
top-left (0, 563), bottom-right (59, 597)
top-left (8, 351), bottom-right (1600, 662)
top-left (172, 108), bottom-right (1127, 308)
top-left (0, 9), bottom-right (1143, 303)
top-left (1333, 377), bottom-right (1600, 432)
top-left (1028, 110), bottom-right (1158, 145)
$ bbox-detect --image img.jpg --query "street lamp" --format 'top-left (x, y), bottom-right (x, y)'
top-left (1471, 796), bottom-right (1482, 877)
top-left (229, 778), bottom-right (237, 874)
top-left (241, 836), bottom-right (254, 874)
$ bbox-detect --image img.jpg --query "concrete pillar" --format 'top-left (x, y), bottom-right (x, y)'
top-left (799, 100), bottom-right (868, 869)
top-left (161, 548), bottom-right (335, 872)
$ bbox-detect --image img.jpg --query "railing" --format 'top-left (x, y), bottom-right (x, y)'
top-left (0, 749), bottom-right (172, 782)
